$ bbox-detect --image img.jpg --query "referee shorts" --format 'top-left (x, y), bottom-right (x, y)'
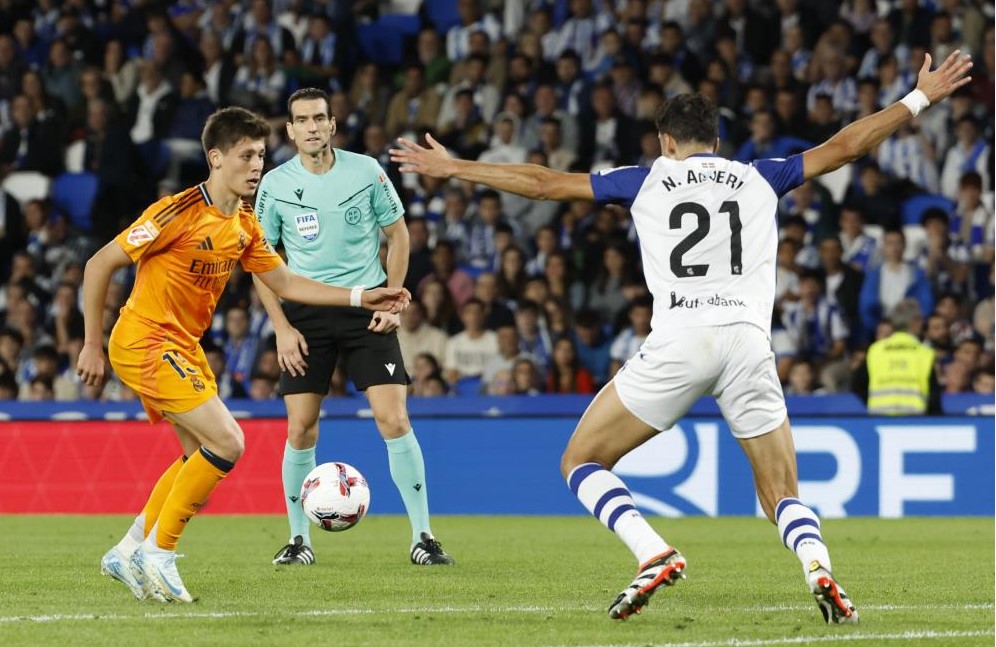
top-left (279, 302), bottom-right (409, 396)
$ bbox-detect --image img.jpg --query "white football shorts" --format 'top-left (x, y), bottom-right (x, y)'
top-left (613, 323), bottom-right (787, 438)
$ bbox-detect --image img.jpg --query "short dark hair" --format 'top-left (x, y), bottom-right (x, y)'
top-left (654, 93), bottom-right (718, 145)
top-left (201, 107), bottom-right (269, 154)
top-left (287, 87), bottom-right (332, 119)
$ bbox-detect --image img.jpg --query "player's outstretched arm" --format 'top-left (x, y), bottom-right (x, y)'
top-left (77, 241), bottom-right (134, 386)
top-left (390, 133), bottom-right (595, 202)
top-left (255, 264), bottom-right (411, 313)
top-left (802, 50), bottom-right (972, 180)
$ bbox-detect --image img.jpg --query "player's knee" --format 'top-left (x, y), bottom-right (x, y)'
top-left (216, 421), bottom-right (245, 463)
top-left (372, 409), bottom-right (410, 439)
top-left (560, 446), bottom-right (603, 480)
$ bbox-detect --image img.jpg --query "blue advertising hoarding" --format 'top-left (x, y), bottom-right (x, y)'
top-left (311, 416), bottom-right (994, 518)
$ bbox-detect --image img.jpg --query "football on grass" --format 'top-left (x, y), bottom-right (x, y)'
top-left (300, 462), bottom-right (370, 532)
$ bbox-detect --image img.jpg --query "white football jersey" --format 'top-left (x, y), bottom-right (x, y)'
top-left (591, 153), bottom-right (804, 335)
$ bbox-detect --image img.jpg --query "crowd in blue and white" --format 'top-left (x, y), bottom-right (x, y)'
top-left (0, 0), bottom-right (992, 403)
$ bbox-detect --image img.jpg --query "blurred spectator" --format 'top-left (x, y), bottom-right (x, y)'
top-left (785, 358), bottom-right (824, 396)
top-left (222, 306), bottom-right (257, 391)
top-left (877, 121), bottom-right (940, 194)
top-left (415, 28), bottom-right (451, 88)
top-left (296, 13), bottom-right (345, 89)
top-left (420, 240), bottom-right (474, 309)
top-left (19, 343), bottom-right (58, 400)
top-left (397, 299), bottom-right (447, 376)
top-left (127, 61), bottom-right (177, 181)
top-left (952, 172), bottom-right (993, 264)
top-left (467, 191), bottom-right (511, 270)
top-left (204, 341), bottom-right (247, 400)
top-left (443, 298), bottom-right (499, 384)
top-left (198, 29), bottom-right (236, 107)
top-left (843, 163), bottom-right (900, 229)
top-left (0, 94), bottom-right (63, 178)
top-left (349, 61), bottom-right (390, 126)
top-left (942, 358), bottom-right (972, 394)
top-left (837, 206), bottom-right (880, 271)
top-left (733, 110), bottom-right (810, 161)
top-left (446, 0), bottom-right (502, 62)
top-left (162, 72), bottom-right (214, 191)
top-left (972, 367), bottom-right (994, 395)
top-left (543, 250), bottom-right (585, 313)
top-left (230, 37), bottom-right (286, 117)
top-left (102, 39), bottom-right (138, 109)
top-left (42, 39), bottom-right (83, 113)
top-left (578, 83), bottom-right (640, 169)
top-left (437, 87), bottom-right (489, 160)
top-left (419, 276), bottom-right (461, 335)
top-left (81, 97), bottom-right (140, 239)
top-left (854, 299), bottom-right (941, 415)
top-left (11, 19), bottom-right (45, 73)
top-left (409, 351), bottom-right (446, 397)
top-left (482, 324), bottom-right (525, 392)
top-left (232, 0), bottom-right (296, 65)
top-left (780, 272), bottom-right (849, 365)
top-left (248, 372), bottom-right (278, 400)
top-left (514, 299), bottom-right (552, 369)
top-left (817, 237), bottom-right (863, 346)
top-left (940, 116), bottom-right (991, 200)
top-left (404, 218), bottom-right (434, 294)
top-left (546, 335), bottom-right (594, 394)
top-left (588, 242), bottom-right (635, 325)
top-left (609, 297), bottom-right (651, 378)
top-left (0, 34), bottom-right (26, 104)
top-left (385, 64), bottom-right (441, 141)
top-left (510, 356), bottom-right (542, 395)
top-left (918, 208), bottom-right (970, 297)
top-left (494, 244), bottom-right (528, 302)
top-left (859, 229), bottom-right (934, 341)
top-left (471, 272), bottom-right (514, 330)
top-left (573, 308), bottom-right (611, 386)
top-left (0, 372), bottom-right (17, 399)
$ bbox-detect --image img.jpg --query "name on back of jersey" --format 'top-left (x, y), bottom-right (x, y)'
top-left (661, 168), bottom-right (745, 192)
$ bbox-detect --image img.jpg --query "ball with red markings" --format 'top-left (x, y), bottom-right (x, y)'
top-left (300, 462), bottom-right (371, 532)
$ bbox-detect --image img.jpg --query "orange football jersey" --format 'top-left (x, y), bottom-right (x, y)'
top-left (113, 183), bottom-right (282, 348)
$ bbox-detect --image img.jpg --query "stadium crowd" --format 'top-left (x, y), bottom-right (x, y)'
top-left (0, 0), bottom-right (992, 404)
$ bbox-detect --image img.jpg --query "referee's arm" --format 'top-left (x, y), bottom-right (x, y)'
top-left (382, 219), bottom-right (409, 289)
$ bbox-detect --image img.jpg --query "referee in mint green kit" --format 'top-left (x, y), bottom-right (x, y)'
top-left (253, 88), bottom-right (454, 566)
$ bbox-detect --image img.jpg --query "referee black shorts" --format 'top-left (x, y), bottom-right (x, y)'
top-left (278, 302), bottom-right (409, 396)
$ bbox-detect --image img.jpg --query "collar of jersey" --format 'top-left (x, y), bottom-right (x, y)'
top-left (687, 153), bottom-right (719, 158)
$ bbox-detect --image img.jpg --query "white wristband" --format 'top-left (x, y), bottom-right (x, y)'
top-left (899, 89), bottom-right (930, 117)
top-left (349, 286), bottom-right (363, 308)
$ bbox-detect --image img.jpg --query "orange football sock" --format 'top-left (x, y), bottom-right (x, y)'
top-left (141, 456), bottom-right (186, 537)
top-left (154, 447), bottom-right (234, 550)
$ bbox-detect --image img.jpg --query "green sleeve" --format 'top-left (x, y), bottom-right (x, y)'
top-left (371, 160), bottom-right (404, 227)
top-left (253, 175), bottom-right (281, 246)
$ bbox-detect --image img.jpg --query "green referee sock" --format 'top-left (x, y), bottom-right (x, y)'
top-left (385, 430), bottom-right (432, 545)
top-left (283, 442), bottom-right (316, 546)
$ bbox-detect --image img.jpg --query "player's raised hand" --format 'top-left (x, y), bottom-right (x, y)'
top-left (389, 133), bottom-right (455, 178)
top-left (76, 342), bottom-right (105, 387)
top-left (368, 311), bottom-right (401, 334)
top-left (275, 325), bottom-right (309, 377)
top-left (916, 50), bottom-right (973, 104)
top-left (362, 287), bottom-right (411, 313)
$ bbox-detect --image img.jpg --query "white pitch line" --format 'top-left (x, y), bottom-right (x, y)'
top-left (755, 603), bottom-right (993, 612)
top-left (554, 630), bottom-right (995, 647)
top-left (0, 602), bottom-right (991, 624)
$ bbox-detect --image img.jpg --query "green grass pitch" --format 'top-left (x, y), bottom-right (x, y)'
top-left (0, 516), bottom-right (992, 646)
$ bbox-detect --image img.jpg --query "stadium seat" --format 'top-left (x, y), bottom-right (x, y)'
top-left (454, 376), bottom-right (483, 396)
top-left (1, 171), bottom-right (51, 209)
top-left (424, 0), bottom-right (461, 32)
top-left (51, 172), bottom-right (99, 232)
top-left (900, 193), bottom-right (956, 226)
top-left (378, 13), bottom-right (421, 35)
top-left (357, 22), bottom-right (405, 65)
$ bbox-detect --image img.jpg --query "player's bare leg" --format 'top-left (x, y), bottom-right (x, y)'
top-left (367, 384), bottom-right (453, 565)
top-left (273, 393), bottom-right (322, 565)
top-left (739, 418), bottom-right (858, 624)
top-left (131, 398), bottom-right (242, 603)
top-left (561, 383), bottom-right (686, 619)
